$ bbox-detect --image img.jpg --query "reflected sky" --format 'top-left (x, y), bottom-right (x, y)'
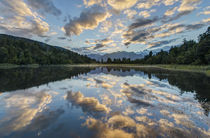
top-left (0, 67), bottom-right (209, 138)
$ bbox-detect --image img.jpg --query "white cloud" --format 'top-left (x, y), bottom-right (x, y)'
top-left (26, 0), bottom-right (62, 16)
top-left (0, 0), bottom-right (49, 37)
top-left (164, 7), bottom-right (178, 16)
top-left (108, 0), bottom-right (138, 11)
top-left (136, 0), bottom-right (161, 9)
top-left (178, 0), bottom-right (201, 12)
top-left (124, 9), bottom-right (137, 19)
top-left (163, 0), bottom-right (179, 6)
top-left (199, 6), bottom-right (210, 15)
top-left (203, 18), bottom-right (210, 23)
top-left (100, 20), bottom-right (112, 32)
top-left (200, 11), bottom-right (210, 15)
top-left (83, 0), bottom-right (104, 7)
top-left (139, 9), bottom-right (156, 18)
top-left (64, 6), bottom-right (111, 36)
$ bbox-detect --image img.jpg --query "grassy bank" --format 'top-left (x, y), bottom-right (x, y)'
top-left (1, 63), bottom-right (210, 76)
top-left (0, 64), bottom-right (19, 69)
top-left (69, 64), bottom-right (210, 76)
top-left (0, 64), bottom-right (39, 69)
top-left (157, 65), bottom-right (210, 76)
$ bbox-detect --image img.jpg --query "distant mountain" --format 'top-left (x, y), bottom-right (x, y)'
top-left (88, 51), bottom-right (148, 61)
top-left (87, 54), bottom-right (103, 61)
top-left (0, 34), bottom-right (95, 65)
top-left (87, 47), bottom-right (175, 61)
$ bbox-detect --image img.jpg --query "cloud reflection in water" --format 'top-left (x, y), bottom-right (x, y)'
top-left (0, 67), bottom-right (209, 137)
top-left (0, 89), bottom-right (52, 136)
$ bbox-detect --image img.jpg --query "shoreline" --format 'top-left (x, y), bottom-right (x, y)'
top-left (0, 63), bottom-right (209, 76)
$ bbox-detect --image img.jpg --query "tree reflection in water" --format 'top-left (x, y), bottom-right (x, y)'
top-left (0, 66), bottom-right (209, 138)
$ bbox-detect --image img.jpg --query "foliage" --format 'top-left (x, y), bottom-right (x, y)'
top-left (102, 27), bottom-right (210, 65)
top-left (135, 27), bottom-right (210, 65)
top-left (0, 34), bottom-right (96, 65)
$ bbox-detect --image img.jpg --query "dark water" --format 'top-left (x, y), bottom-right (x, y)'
top-left (0, 66), bottom-right (209, 138)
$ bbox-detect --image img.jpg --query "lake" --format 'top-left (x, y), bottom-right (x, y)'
top-left (0, 66), bottom-right (209, 138)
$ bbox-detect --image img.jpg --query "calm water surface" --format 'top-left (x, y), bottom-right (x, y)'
top-left (0, 66), bottom-right (209, 138)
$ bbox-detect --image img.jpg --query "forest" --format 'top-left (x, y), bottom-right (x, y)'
top-left (105, 27), bottom-right (210, 65)
top-left (0, 27), bottom-right (209, 65)
top-left (0, 34), bottom-right (95, 65)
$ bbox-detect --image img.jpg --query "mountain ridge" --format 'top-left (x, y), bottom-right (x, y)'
top-left (0, 34), bottom-right (95, 64)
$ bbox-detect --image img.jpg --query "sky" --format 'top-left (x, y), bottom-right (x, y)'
top-left (0, 0), bottom-right (209, 55)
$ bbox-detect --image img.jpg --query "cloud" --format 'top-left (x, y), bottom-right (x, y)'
top-left (139, 9), bottom-right (156, 18)
top-left (100, 20), bottom-right (112, 32)
top-left (136, 0), bottom-right (200, 24)
top-left (164, 7), bottom-right (178, 16)
top-left (99, 38), bottom-right (114, 44)
top-left (136, 0), bottom-right (159, 9)
top-left (64, 6), bottom-right (111, 36)
top-left (107, 0), bottom-right (138, 11)
top-left (148, 38), bottom-right (178, 48)
top-left (26, 0), bottom-right (62, 16)
top-left (124, 9), bottom-right (137, 19)
top-left (83, 0), bottom-right (104, 7)
top-left (199, 6), bottom-right (210, 15)
top-left (0, 0), bottom-right (49, 37)
top-left (154, 23), bottom-right (205, 38)
top-left (65, 91), bottom-right (111, 114)
top-left (203, 18), bottom-right (210, 23)
top-left (85, 38), bottom-right (114, 50)
top-left (128, 17), bottom-right (159, 30)
top-left (185, 23), bottom-right (206, 30)
top-left (122, 15), bottom-right (206, 46)
top-left (161, 0), bottom-right (201, 23)
top-left (123, 26), bottom-right (160, 45)
top-left (162, 10), bottom-right (192, 23)
top-left (178, 0), bottom-right (201, 13)
top-left (199, 11), bottom-right (210, 15)
top-left (85, 38), bottom-right (113, 45)
top-left (93, 43), bottom-right (106, 50)
top-left (110, 20), bottom-right (126, 37)
top-left (136, 0), bottom-right (177, 9)
top-left (163, 0), bottom-right (179, 6)
top-left (123, 30), bottom-right (152, 46)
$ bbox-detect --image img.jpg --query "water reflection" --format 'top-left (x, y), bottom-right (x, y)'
top-left (0, 89), bottom-right (53, 136)
top-left (65, 91), bottom-right (111, 115)
top-left (0, 66), bottom-right (209, 137)
top-left (0, 66), bottom-right (94, 92)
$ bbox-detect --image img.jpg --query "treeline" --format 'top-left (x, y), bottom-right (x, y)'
top-left (0, 34), bottom-right (96, 65)
top-left (103, 27), bottom-right (210, 65)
